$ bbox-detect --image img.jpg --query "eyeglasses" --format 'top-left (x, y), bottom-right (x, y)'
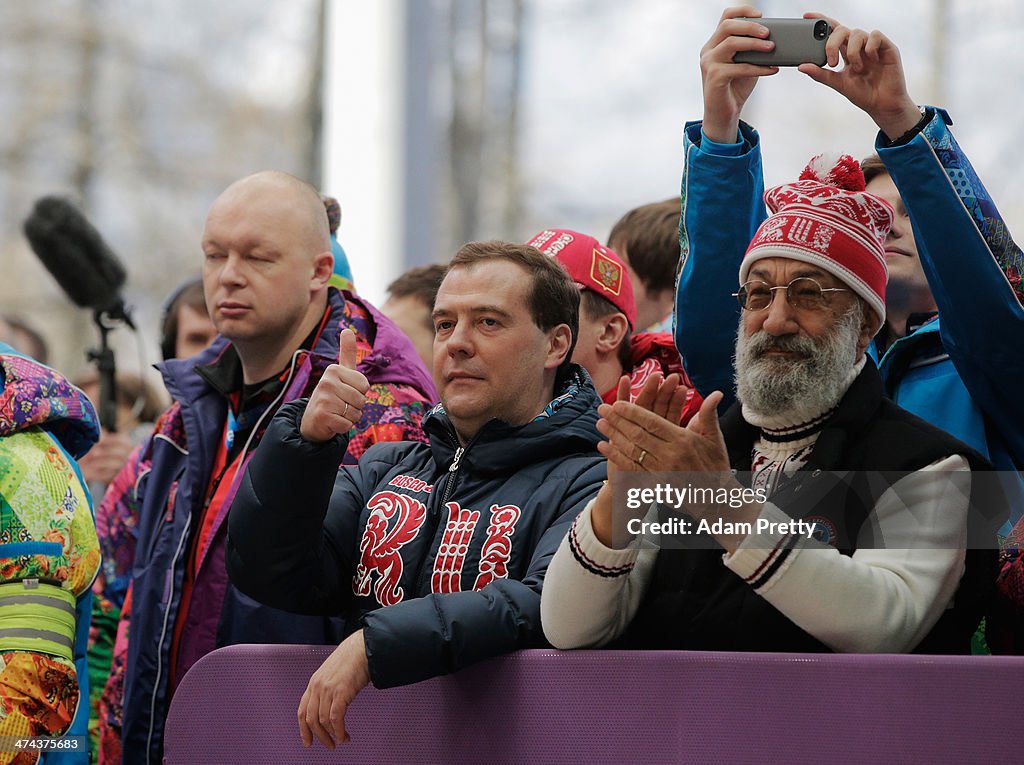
top-left (733, 277), bottom-right (850, 312)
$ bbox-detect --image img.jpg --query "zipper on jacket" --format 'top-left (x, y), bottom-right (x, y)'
top-left (411, 430), bottom-right (471, 594)
top-left (442, 447), bottom-right (464, 503)
top-left (440, 419), bottom-right (481, 503)
top-left (146, 513), bottom-right (191, 765)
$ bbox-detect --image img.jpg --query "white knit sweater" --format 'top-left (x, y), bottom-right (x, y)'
top-left (540, 360), bottom-right (970, 653)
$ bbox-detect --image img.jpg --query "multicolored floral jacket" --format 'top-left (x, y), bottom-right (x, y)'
top-left (93, 288), bottom-right (436, 764)
top-left (0, 343), bottom-right (101, 764)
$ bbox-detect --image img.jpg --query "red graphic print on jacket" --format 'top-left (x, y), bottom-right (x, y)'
top-left (431, 503), bottom-right (482, 594)
top-left (473, 504), bottom-right (522, 590)
top-left (353, 491), bottom-right (427, 606)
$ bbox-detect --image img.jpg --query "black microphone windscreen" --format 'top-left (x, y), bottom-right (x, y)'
top-left (23, 196), bottom-right (127, 311)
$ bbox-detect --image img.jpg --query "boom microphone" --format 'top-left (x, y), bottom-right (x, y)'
top-left (23, 196), bottom-right (135, 431)
top-left (23, 196), bottom-right (134, 327)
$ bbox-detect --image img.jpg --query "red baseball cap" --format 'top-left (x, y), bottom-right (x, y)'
top-left (526, 229), bottom-right (637, 328)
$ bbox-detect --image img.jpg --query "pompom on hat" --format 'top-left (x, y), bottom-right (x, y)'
top-left (321, 194), bottom-right (357, 293)
top-left (526, 228), bottom-right (637, 328)
top-left (739, 153), bottom-right (894, 323)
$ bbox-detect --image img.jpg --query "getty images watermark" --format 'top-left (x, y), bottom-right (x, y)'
top-left (611, 470), bottom-right (1013, 551)
top-left (624, 484), bottom-right (818, 539)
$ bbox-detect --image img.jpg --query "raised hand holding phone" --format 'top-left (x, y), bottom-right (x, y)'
top-left (300, 326), bottom-right (370, 443)
top-left (700, 7), bottom-right (780, 144)
top-left (797, 18), bottom-right (922, 142)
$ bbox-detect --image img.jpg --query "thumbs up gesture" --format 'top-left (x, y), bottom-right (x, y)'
top-left (300, 327), bottom-right (371, 443)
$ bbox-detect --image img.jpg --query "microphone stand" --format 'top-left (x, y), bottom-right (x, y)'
top-left (87, 307), bottom-right (132, 433)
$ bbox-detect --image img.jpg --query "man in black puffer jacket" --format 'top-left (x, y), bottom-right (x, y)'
top-left (227, 240), bottom-right (606, 748)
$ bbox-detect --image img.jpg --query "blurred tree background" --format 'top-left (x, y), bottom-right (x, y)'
top-left (1, 0), bottom-right (1020, 379)
top-left (0, 0), bottom-right (323, 376)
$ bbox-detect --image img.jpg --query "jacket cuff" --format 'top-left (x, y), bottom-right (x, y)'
top-left (875, 106), bottom-right (953, 152)
top-left (723, 504), bottom-right (805, 594)
top-left (248, 399), bottom-right (347, 502)
top-left (276, 399), bottom-right (347, 453)
top-left (566, 501), bottom-right (641, 579)
top-left (684, 120), bottom-right (760, 156)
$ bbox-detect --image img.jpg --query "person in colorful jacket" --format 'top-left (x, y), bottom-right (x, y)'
top-left (227, 241), bottom-right (607, 749)
top-left (321, 194), bottom-right (357, 294)
top-left (526, 229), bottom-right (703, 424)
top-left (93, 171), bottom-right (436, 765)
top-left (671, 10), bottom-right (1023, 645)
top-left (0, 343), bottom-right (101, 765)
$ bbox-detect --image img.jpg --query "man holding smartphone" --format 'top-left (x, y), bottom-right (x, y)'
top-left (673, 7), bottom-right (1024, 650)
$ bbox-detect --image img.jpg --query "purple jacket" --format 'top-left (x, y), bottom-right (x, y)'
top-left (96, 288), bottom-right (435, 765)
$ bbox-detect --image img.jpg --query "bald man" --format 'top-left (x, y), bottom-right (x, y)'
top-left (93, 171), bottom-right (437, 764)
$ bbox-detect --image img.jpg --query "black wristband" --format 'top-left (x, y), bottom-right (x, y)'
top-left (885, 107), bottom-right (932, 147)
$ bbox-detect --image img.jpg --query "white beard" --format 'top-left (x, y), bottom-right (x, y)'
top-left (734, 304), bottom-right (863, 421)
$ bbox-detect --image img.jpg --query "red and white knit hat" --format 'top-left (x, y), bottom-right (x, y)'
top-left (739, 154), bottom-right (894, 323)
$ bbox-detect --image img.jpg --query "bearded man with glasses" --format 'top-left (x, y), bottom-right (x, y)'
top-left (538, 151), bottom-right (1000, 655)
top-left (665, 8), bottom-right (1024, 651)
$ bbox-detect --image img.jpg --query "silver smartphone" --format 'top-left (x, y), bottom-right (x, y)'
top-left (733, 18), bottom-right (831, 67)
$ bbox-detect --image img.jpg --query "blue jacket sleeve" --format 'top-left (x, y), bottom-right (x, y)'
top-left (675, 120), bottom-right (767, 409)
top-left (226, 399), bottom-right (365, 615)
top-left (361, 460), bottom-right (606, 689)
top-left (878, 108), bottom-right (1024, 468)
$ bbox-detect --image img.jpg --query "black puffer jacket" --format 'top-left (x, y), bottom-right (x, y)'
top-left (227, 367), bottom-right (606, 687)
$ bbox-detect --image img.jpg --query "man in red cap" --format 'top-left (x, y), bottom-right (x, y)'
top-left (526, 228), bottom-right (701, 424)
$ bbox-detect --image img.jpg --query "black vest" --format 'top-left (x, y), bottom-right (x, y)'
top-left (616, 363), bottom-right (1001, 654)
